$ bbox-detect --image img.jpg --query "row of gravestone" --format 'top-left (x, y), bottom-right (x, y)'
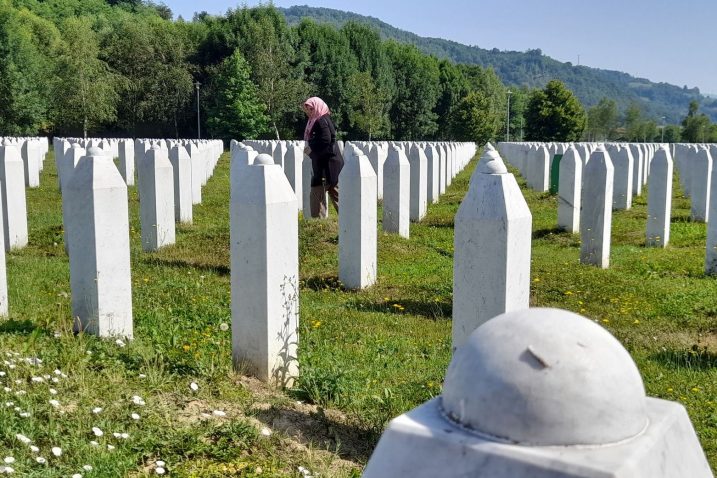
top-left (363, 146), bottom-right (713, 477)
top-left (238, 140), bottom-right (475, 234)
top-left (498, 141), bottom-right (717, 275)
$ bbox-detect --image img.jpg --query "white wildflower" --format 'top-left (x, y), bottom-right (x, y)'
top-left (190, 382), bottom-right (199, 391)
top-left (92, 427), bottom-right (103, 437)
top-left (51, 447), bottom-right (62, 457)
top-left (35, 457), bottom-right (46, 464)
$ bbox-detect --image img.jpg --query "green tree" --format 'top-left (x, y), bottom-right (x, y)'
top-left (53, 17), bottom-right (118, 138)
top-left (586, 97), bottom-right (618, 141)
top-left (385, 41), bottom-right (440, 140)
top-left (524, 79), bottom-right (586, 141)
top-left (346, 71), bottom-right (390, 140)
top-left (224, 6), bottom-right (308, 139)
top-left (681, 100), bottom-right (711, 143)
top-left (0, 3), bottom-right (58, 134)
top-left (623, 102), bottom-right (645, 141)
top-left (296, 19), bottom-right (357, 131)
top-left (662, 124), bottom-right (682, 143)
top-left (451, 90), bottom-right (498, 145)
top-left (205, 50), bottom-right (268, 141)
top-left (435, 60), bottom-right (469, 139)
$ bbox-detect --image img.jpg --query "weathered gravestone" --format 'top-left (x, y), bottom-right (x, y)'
top-left (0, 141), bottom-right (28, 251)
top-left (691, 148), bottom-right (712, 223)
top-left (408, 144), bottom-right (428, 221)
top-left (169, 144), bottom-right (193, 224)
top-left (363, 307), bottom-right (714, 478)
top-left (382, 145), bottom-right (410, 238)
top-left (453, 149), bottom-right (531, 350)
top-left (580, 147), bottom-right (614, 268)
top-left (646, 147), bottom-right (673, 248)
top-left (138, 146), bottom-right (175, 251)
top-left (65, 147), bottom-right (133, 338)
top-left (557, 147), bottom-right (582, 233)
top-left (339, 146), bottom-right (377, 289)
top-left (231, 154), bottom-right (298, 387)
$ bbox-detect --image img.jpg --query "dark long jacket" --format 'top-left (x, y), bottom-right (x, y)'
top-left (308, 114), bottom-right (343, 187)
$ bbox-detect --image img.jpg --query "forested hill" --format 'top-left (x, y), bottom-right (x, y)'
top-left (281, 5), bottom-right (717, 123)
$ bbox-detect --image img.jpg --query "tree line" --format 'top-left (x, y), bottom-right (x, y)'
top-left (0, 0), bottom-right (709, 145)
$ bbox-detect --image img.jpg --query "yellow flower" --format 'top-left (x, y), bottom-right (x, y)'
top-left (601, 319), bottom-right (610, 324)
top-left (564, 291), bottom-right (573, 295)
top-left (633, 319), bottom-right (640, 325)
top-left (667, 388), bottom-right (673, 393)
top-left (311, 320), bottom-right (322, 329)
top-left (182, 344), bottom-right (191, 352)
top-left (533, 278), bottom-right (540, 283)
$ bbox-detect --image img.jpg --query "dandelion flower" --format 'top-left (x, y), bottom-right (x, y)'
top-left (219, 323), bottom-right (229, 332)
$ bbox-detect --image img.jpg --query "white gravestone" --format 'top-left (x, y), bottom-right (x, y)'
top-left (426, 144), bottom-right (440, 204)
top-left (611, 146), bottom-right (633, 210)
top-left (382, 145), bottom-right (410, 238)
top-left (368, 144), bottom-right (384, 200)
top-left (438, 143), bottom-right (447, 195)
top-left (186, 143), bottom-right (203, 205)
top-left (557, 147), bottom-right (582, 233)
top-left (284, 144), bottom-right (303, 212)
top-left (21, 141), bottom-right (40, 188)
top-left (339, 148), bottom-right (377, 289)
top-left (138, 146), bottom-right (176, 251)
top-left (580, 147), bottom-right (614, 268)
top-left (66, 147), bottom-right (133, 338)
top-left (527, 145), bottom-right (550, 192)
top-left (408, 144), bottom-right (428, 221)
top-left (705, 154), bottom-right (717, 274)
top-left (118, 139), bottom-right (135, 186)
top-left (169, 145), bottom-right (193, 224)
top-left (61, 144), bottom-right (85, 252)
top-left (631, 144), bottom-right (644, 196)
top-left (0, 187), bottom-right (7, 316)
top-left (0, 142), bottom-right (28, 251)
top-left (647, 147), bottom-right (673, 248)
top-left (364, 308), bottom-right (714, 478)
top-left (231, 154), bottom-right (298, 387)
top-left (691, 148), bottom-right (712, 223)
top-left (453, 149), bottom-right (531, 350)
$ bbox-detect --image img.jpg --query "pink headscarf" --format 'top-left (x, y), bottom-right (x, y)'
top-left (303, 97), bottom-right (331, 141)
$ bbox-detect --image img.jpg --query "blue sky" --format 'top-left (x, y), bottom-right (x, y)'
top-left (164, 0), bottom-right (717, 96)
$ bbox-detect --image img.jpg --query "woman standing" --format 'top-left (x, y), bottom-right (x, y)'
top-left (303, 97), bottom-right (343, 218)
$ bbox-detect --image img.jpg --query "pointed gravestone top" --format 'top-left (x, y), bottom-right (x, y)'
top-left (442, 307), bottom-right (648, 446)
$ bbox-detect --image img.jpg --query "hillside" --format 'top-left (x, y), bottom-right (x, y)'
top-left (281, 5), bottom-right (717, 123)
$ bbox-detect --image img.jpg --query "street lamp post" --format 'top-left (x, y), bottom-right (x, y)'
top-left (195, 81), bottom-right (201, 140)
top-left (661, 116), bottom-right (666, 142)
top-left (506, 90), bottom-right (512, 142)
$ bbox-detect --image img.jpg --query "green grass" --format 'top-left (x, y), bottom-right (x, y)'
top-left (0, 149), bottom-right (715, 476)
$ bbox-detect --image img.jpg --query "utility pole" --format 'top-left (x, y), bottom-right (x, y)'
top-left (195, 81), bottom-right (201, 140)
top-left (506, 90), bottom-right (512, 142)
top-left (661, 116), bottom-right (666, 142)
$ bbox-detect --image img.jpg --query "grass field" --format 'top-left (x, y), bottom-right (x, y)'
top-left (0, 147), bottom-right (715, 476)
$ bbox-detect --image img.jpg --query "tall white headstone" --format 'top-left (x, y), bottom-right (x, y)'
top-left (66, 147), bottom-right (133, 338)
top-left (557, 147), bottom-right (582, 233)
top-left (426, 144), bottom-right (440, 204)
top-left (611, 146), bottom-right (634, 210)
top-left (339, 148), bottom-right (377, 289)
top-left (382, 145), bottom-right (410, 238)
top-left (0, 142), bottom-right (28, 251)
top-left (169, 145), bottom-right (193, 224)
top-left (408, 144), bottom-right (428, 221)
top-left (21, 141), bottom-right (40, 188)
top-left (580, 147), bottom-right (614, 268)
top-left (527, 146), bottom-right (550, 192)
top-left (138, 146), bottom-right (176, 251)
top-left (118, 139), bottom-right (135, 186)
top-left (186, 143), bottom-right (203, 205)
top-left (231, 154), bottom-right (298, 387)
top-left (691, 148), bottom-right (712, 223)
top-left (453, 149), bottom-right (532, 350)
top-left (647, 147), bottom-right (673, 248)
top-left (284, 144), bottom-right (303, 212)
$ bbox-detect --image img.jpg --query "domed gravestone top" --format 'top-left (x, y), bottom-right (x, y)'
top-left (253, 153), bottom-right (274, 166)
top-left (442, 308), bottom-right (646, 446)
top-left (363, 308), bottom-right (714, 478)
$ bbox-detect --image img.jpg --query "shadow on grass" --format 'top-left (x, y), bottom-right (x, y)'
top-left (0, 319), bottom-right (38, 335)
top-left (302, 275), bottom-right (344, 292)
top-left (349, 298), bottom-right (452, 321)
top-left (533, 227), bottom-right (569, 240)
top-left (252, 403), bottom-right (376, 463)
top-left (142, 256), bottom-right (230, 276)
top-left (651, 346), bottom-right (717, 371)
